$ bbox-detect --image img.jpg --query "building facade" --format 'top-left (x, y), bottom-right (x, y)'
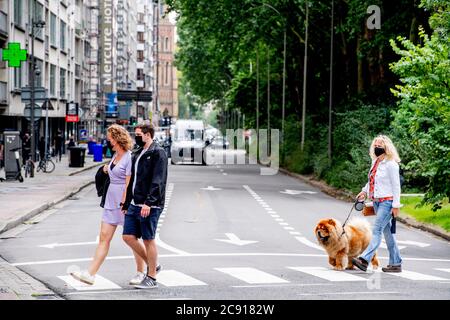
top-left (0, 0), bottom-right (165, 148)
top-left (154, 2), bottom-right (178, 124)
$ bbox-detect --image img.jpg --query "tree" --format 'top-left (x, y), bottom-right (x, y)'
top-left (390, 0), bottom-right (450, 210)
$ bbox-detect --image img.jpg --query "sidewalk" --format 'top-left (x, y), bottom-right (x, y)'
top-left (0, 152), bottom-right (108, 235)
top-left (0, 152), bottom-right (108, 300)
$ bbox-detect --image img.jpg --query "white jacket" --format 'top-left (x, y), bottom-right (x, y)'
top-left (362, 158), bottom-right (401, 208)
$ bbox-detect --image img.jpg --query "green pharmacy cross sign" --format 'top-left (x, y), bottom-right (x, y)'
top-left (2, 43), bottom-right (27, 68)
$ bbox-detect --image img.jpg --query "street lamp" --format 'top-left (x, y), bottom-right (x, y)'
top-left (30, 19), bottom-right (46, 165)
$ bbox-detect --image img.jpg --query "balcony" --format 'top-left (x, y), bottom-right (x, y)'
top-left (0, 81), bottom-right (7, 106)
top-left (0, 11), bottom-right (8, 39)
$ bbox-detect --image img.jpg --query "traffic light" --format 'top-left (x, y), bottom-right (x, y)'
top-left (129, 116), bottom-right (137, 126)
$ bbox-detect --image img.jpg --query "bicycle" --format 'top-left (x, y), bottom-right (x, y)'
top-left (23, 155), bottom-right (35, 178)
top-left (36, 152), bottom-right (55, 173)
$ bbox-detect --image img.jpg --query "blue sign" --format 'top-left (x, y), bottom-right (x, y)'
top-left (79, 129), bottom-right (88, 141)
top-left (105, 93), bottom-right (118, 118)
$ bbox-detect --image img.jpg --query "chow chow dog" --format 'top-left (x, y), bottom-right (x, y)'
top-left (314, 218), bottom-right (379, 270)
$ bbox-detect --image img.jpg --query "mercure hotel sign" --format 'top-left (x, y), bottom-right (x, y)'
top-left (101, 0), bottom-right (113, 93)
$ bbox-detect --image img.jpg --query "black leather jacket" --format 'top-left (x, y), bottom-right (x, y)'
top-left (123, 141), bottom-right (168, 210)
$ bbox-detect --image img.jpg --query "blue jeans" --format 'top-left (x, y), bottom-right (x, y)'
top-left (361, 200), bottom-right (402, 266)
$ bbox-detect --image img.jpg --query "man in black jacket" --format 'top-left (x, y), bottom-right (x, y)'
top-left (122, 123), bottom-right (168, 289)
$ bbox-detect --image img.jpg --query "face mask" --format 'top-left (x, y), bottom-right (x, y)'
top-left (374, 147), bottom-right (385, 157)
top-left (135, 136), bottom-right (145, 148)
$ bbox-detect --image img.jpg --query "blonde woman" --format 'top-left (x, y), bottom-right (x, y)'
top-left (352, 135), bottom-right (403, 273)
top-left (70, 125), bottom-right (147, 285)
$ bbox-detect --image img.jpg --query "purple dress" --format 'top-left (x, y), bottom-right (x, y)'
top-left (102, 151), bottom-right (132, 226)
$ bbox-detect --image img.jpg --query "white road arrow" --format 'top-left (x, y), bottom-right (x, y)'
top-left (201, 186), bottom-right (222, 191)
top-left (280, 189), bottom-right (317, 195)
top-left (39, 237), bottom-right (99, 249)
top-left (215, 233), bottom-right (258, 246)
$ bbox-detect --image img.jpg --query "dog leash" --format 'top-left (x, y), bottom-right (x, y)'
top-left (338, 199), bottom-right (363, 240)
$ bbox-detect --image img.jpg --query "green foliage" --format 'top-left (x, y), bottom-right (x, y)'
top-left (390, 0), bottom-right (450, 210)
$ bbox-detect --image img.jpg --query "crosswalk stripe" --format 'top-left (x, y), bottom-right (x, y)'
top-left (157, 270), bottom-right (207, 287)
top-left (435, 268), bottom-right (450, 274)
top-left (58, 275), bottom-right (121, 291)
top-left (288, 267), bottom-right (367, 282)
top-left (295, 236), bottom-right (325, 251)
top-left (215, 267), bottom-right (289, 284)
top-left (384, 270), bottom-right (448, 281)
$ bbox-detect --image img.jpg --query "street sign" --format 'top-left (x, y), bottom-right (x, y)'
top-left (66, 115), bottom-right (79, 122)
top-left (2, 43), bottom-right (27, 68)
top-left (117, 90), bottom-right (152, 102)
top-left (21, 87), bottom-right (48, 102)
top-left (23, 103), bottom-right (42, 121)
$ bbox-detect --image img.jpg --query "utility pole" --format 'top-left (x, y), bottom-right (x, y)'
top-left (282, 28), bottom-right (286, 161)
top-left (30, 18), bottom-right (36, 163)
top-left (301, 0), bottom-right (309, 151)
top-left (328, 0), bottom-right (334, 161)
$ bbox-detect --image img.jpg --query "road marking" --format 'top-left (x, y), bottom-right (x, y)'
top-left (284, 227), bottom-right (295, 230)
top-left (288, 267), bottom-right (367, 282)
top-left (275, 218), bottom-right (284, 222)
top-left (232, 283), bottom-right (333, 288)
top-left (380, 242), bottom-right (406, 250)
top-left (156, 234), bottom-right (190, 255)
top-left (271, 215), bottom-right (280, 218)
top-left (157, 270), bottom-right (207, 287)
top-left (215, 233), bottom-right (258, 246)
top-left (279, 223), bottom-right (289, 226)
top-left (215, 267), bottom-right (289, 284)
top-left (295, 236), bottom-right (325, 251)
top-left (435, 268), bottom-right (450, 274)
top-left (201, 186), bottom-right (222, 191)
top-left (290, 231), bottom-right (301, 235)
top-left (296, 291), bottom-right (400, 296)
top-left (396, 240), bottom-right (430, 248)
top-left (39, 237), bottom-right (99, 249)
top-left (58, 274), bottom-right (121, 291)
top-left (12, 253), bottom-right (450, 266)
top-left (280, 189), bottom-right (317, 195)
top-left (385, 270), bottom-right (448, 281)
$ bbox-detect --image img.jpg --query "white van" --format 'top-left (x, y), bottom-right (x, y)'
top-left (170, 120), bottom-right (211, 165)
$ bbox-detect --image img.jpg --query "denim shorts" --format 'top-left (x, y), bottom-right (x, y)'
top-left (123, 204), bottom-right (161, 240)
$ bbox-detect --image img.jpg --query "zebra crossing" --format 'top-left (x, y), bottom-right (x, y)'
top-left (58, 265), bottom-right (450, 291)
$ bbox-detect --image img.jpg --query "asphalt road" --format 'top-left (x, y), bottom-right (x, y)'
top-left (1, 152), bottom-right (449, 300)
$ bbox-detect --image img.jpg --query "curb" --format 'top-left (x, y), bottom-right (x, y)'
top-left (0, 161), bottom-right (105, 235)
top-left (278, 167), bottom-right (450, 242)
top-left (0, 180), bottom-right (95, 236)
top-left (68, 160), bottom-right (108, 176)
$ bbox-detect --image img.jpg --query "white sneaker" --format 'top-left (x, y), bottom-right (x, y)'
top-left (70, 270), bottom-right (95, 285)
top-left (129, 271), bottom-right (146, 285)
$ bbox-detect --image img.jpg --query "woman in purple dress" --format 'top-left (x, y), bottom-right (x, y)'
top-left (70, 125), bottom-right (147, 285)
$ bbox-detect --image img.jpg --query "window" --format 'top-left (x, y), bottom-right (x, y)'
top-left (165, 37), bottom-right (169, 52)
top-left (138, 32), bottom-right (145, 43)
top-left (50, 13), bottom-right (57, 46)
top-left (14, 68), bottom-right (22, 89)
top-left (32, 1), bottom-right (44, 39)
top-left (14, 0), bottom-right (23, 27)
top-left (137, 50), bottom-right (144, 62)
top-left (60, 20), bottom-right (66, 51)
top-left (60, 68), bottom-right (66, 99)
top-left (50, 65), bottom-right (56, 96)
top-left (165, 62), bottom-right (169, 85)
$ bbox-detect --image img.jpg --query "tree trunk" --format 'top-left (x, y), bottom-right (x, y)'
top-left (356, 34), bottom-right (364, 94)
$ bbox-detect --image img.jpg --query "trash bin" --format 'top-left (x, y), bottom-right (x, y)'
top-left (93, 144), bottom-right (103, 162)
top-left (68, 147), bottom-right (86, 167)
top-left (87, 141), bottom-right (96, 155)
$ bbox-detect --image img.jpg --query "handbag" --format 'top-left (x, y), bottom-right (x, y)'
top-left (362, 202), bottom-right (376, 216)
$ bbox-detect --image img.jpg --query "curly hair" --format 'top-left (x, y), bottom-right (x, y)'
top-left (107, 124), bottom-right (133, 151)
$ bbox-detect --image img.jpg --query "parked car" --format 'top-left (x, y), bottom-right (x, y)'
top-left (170, 120), bottom-right (210, 165)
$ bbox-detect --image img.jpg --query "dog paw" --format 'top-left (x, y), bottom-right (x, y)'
top-left (333, 266), bottom-right (344, 271)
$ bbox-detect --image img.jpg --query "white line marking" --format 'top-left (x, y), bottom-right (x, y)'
top-left (295, 236), bottom-right (325, 251)
top-left (232, 283), bottom-right (333, 288)
top-left (275, 218), bottom-right (284, 222)
top-left (12, 253), bottom-right (450, 266)
top-left (58, 275), bottom-right (121, 291)
top-left (271, 215), bottom-right (280, 218)
top-left (279, 223), bottom-right (289, 226)
top-left (396, 240), bottom-right (430, 248)
top-left (215, 267), bottom-right (289, 284)
top-left (215, 233), bottom-right (258, 246)
top-left (435, 268), bottom-right (450, 274)
top-left (284, 227), bottom-right (295, 230)
top-left (157, 270), bottom-right (207, 287)
top-left (290, 232), bottom-right (301, 235)
top-left (385, 270), bottom-right (448, 281)
top-left (289, 267), bottom-right (367, 282)
top-left (155, 234), bottom-right (190, 255)
top-left (297, 291), bottom-right (399, 296)
top-left (380, 243), bottom-right (406, 250)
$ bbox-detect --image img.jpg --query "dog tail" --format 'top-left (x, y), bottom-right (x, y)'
top-left (347, 217), bottom-right (372, 234)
